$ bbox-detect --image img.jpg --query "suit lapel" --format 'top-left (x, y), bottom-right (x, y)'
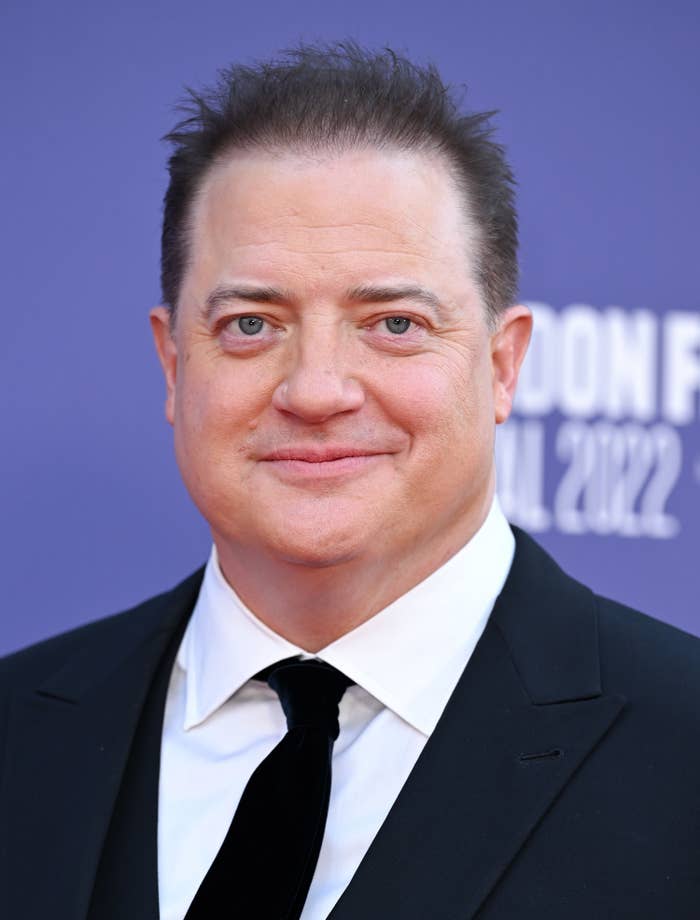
top-left (329, 529), bottom-right (625, 920)
top-left (0, 570), bottom-right (203, 920)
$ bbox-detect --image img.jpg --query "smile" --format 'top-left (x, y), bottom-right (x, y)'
top-left (259, 448), bottom-right (388, 482)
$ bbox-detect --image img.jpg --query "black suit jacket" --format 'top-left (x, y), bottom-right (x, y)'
top-left (2, 528), bottom-right (699, 918)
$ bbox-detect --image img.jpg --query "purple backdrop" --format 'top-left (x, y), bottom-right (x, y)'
top-left (1, 0), bottom-right (698, 654)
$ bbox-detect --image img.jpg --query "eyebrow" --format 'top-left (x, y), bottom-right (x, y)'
top-left (204, 284), bottom-right (293, 321)
top-left (203, 282), bottom-right (447, 322)
top-left (346, 283), bottom-right (447, 321)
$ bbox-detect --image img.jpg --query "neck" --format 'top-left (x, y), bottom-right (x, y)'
top-left (213, 488), bottom-right (495, 652)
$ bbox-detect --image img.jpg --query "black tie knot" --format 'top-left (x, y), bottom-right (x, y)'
top-left (263, 658), bottom-right (353, 741)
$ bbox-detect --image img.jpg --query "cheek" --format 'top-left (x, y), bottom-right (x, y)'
top-left (175, 358), bottom-right (269, 433)
top-left (380, 355), bottom-right (485, 445)
top-left (171, 361), bottom-right (271, 485)
top-left (175, 367), bottom-right (219, 447)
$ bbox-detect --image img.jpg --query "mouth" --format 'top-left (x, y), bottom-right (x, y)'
top-left (258, 446), bottom-right (390, 481)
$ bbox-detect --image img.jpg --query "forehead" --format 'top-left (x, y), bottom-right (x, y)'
top-left (184, 146), bottom-right (480, 306)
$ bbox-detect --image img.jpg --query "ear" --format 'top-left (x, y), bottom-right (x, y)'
top-left (490, 304), bottom-right (533, 424)
top-left (149, 306), bottom-right (178, 425)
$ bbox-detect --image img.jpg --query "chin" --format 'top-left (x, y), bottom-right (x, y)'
top-left (279, 550), bottom-right (358, 570)
top-left (210, 493), bottom-right (389, 569)
top-left (259, 513), bottom-right (373, 569)
top-left (272, 534), bottom-right (365, 569)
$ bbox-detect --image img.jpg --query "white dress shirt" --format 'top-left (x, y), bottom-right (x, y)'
top-left (158, 496), bottom-right (515, 920)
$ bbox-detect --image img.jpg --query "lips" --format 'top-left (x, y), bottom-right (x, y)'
top-left (260, 446), bottom-right (384, 463)
top-left (258, 446), bottom-right (389, 481)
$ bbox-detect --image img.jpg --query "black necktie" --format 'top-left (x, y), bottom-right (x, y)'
top-left (184, 657), bottom-right (353, 920)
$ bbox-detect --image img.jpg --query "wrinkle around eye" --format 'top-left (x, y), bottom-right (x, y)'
top-left (362, 316), bottom-right (431, 352)
top-left (216, 314), bottom-right (282, 352)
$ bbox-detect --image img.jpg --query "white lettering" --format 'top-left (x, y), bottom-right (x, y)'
top-left (495, 419), bottom-right (550, 531)
top-left (603, 308), bottom-right (657, 420)
top-left (662, 312), bottom-right (700, 424)
top-left (559, 305), bottom-right (602, 418)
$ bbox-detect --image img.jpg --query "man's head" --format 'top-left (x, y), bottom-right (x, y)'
top-left (151, 42), bottom-right (531, 597)
top-left (160, 42), bottom-right (518, 329)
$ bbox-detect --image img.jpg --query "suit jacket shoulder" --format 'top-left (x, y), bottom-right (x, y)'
top-left (497, 526), bottom-right (700, 703)
top-left (593, 590), bottom-right (700, 735)
top-left (596, 589), bottom-right (700, 677)
top-left (0, 568), bottom-right (204, 697)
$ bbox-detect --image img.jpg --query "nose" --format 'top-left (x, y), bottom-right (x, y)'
top-left (272, 330), bottom-right (365, 422)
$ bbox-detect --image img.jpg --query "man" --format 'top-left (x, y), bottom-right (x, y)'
top-left (1, 42), bottom-right (699, 920)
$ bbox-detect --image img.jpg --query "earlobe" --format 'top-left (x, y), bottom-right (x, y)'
top-left (149, 306), bottom-right (178, 425)
top-left (491, 305), bottom-right (533, 424)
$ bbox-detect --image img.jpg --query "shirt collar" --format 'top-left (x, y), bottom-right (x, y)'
top-left (179, 495), bottom-right (514, 736)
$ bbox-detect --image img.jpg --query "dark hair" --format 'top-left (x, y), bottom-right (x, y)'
top-left (161, 41), bottom-right (518, 326)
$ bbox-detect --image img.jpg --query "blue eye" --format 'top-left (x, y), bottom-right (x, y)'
top-left (384, 317), bottom-right (412, 334)
top-left (238, 316), bottom-right (264, 335)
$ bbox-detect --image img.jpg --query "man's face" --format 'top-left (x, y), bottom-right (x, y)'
top-left (152, 147), bottom-right (530, 572)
